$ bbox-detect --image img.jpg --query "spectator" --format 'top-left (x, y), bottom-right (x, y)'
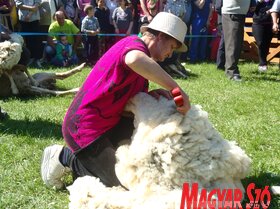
top-left (163, 0), bottom-right (185, 19)
top-left (222, 0), bottom-right (255, 81)
top-left (139, 0), bottom-right (163, 24)
top-left (45, 11), bottom-right (81, 61)
top-left (215, 0), bottom-right (225, 70)
top-left (49, 0), bottom-right (64, 21)
top-left (62, 0), bottom-right (79, 26)
top-left (112, 0), bottom-right (133, 41)
top-left (95, 0), bottom-right (115, 57)
top-left (271, 0), bottom-right (280, 33)
top-left (180, 0), bottom-right (192, 62)
top-left (159, 0), bottom-right (187, 78)
top-left (81, 5), bottom-right (100, 64)
top-left (129, 0), bottom-right (140, 34)
top-left (40, 12), bottom-right (190, 190)
top-left (38, 0), bottom-right (51, 65)
top-left (105, 0), bottom-right (118, 24)
top-left (0, 0), bottom-right (13, 30)
top-left (252, 0), bottom-right (275, 72)
top-left (208, 6), bottom-right (220, 61)
top-left (51, 34), bottom-right (78, 66)
top-left (189, 0), bottom-right (212, 63)
top-left (77, 0), bottom-right (91, 20)
top-left (15, 0), bottom-right (42, 68)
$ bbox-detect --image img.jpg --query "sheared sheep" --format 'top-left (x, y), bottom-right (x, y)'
top-left (0, 33), bottom-right (38, 95)
top-left (0, 63), bottom-right (86, 97)
top-left (67, 92), bottom-right (252, 209)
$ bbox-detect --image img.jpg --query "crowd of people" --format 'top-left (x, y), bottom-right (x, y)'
top-left (0, 0), bottom-right (279, 72)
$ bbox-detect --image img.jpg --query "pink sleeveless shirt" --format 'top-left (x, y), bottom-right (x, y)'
top-left (62, 36), bottom-right (149, 152)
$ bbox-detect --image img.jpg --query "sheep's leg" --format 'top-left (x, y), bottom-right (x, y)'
top-left (24, 68), bottom-right (39, 87)
top-left (54, 62), bottom-right (86, 80)
top-left (29, 86), bottom-right (80, 96)
top-left (4, 72), bottom-right (19, 95)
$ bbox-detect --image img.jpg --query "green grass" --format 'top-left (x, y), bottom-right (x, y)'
top-left (0, 62), bottom-right (279, 208)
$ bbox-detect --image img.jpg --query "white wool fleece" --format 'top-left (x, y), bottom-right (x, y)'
top-left (68, 92), bottom-right (252, 209)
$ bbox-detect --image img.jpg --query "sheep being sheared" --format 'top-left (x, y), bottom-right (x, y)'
top-left (68, 92), bottom-right (252, 209)
top-left (0, 33), bottom-right (38, 95)
top-left (0, 63), bottom-right (86, 97)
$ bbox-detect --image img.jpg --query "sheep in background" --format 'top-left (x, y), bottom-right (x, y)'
top-left (0, 33), bottom-right (38, 95)
top-left (0, 63), bottom-right (86, 97)
top-left (68, 92), bottom-right (252, 209)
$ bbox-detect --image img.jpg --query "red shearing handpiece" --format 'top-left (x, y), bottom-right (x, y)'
top-left (171, 87), bottom-right (184, 107)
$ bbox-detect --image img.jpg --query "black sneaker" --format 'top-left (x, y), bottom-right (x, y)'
top-left (231, 74), bottom-right (242, 82)
top-left (226, 70), bottom-right (242, 82)
top-left (0, 107), bottom-right (9, 121)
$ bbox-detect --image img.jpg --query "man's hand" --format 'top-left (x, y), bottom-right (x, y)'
top-left (170, 87), bottom-right (191, 115)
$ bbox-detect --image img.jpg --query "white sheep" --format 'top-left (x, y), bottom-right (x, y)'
top-left (67, 92), bottom-right (252, 209)
top-left (0, 33), bottom-right (38, 95)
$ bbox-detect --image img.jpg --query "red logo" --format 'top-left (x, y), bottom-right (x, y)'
top-left (180, 183), bottom-right (271, 209)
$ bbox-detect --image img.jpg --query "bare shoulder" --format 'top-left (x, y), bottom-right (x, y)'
top-left (125, 50), bottom-right (150, 67)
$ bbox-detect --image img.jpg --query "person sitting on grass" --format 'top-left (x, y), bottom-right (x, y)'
top-left (45, 11), bottom-right (81, 61)
top-left (51, 34), bottom-right (79, 67)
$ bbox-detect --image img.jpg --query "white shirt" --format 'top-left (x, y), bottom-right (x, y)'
top-left (271, 0), bottom-right (280, 12)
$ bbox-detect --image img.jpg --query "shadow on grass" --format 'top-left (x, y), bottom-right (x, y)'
top-left (1, 91), bottom-right (73, 101)
top-left (0, 117), bottom-right (62, 140)
top-left (172, 71), bottom-right (199, 80)
top-left (241, 172), bottom-right (280, 209)
top-left (247, 71), bottom-right (280, 83)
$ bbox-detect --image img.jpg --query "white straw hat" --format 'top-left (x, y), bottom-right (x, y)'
top-left (140, 12), bottom-right (188, 52)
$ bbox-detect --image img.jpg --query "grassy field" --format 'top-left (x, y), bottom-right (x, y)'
top-left (0, 62), bottom-right (279, 209)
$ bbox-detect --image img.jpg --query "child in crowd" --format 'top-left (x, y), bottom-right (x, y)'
top-left (94, 0), bottom-right (115, 57)
top-left (51, 34), bottom-right (79, 67)
top-left (112, 0), bottom-right (133, 42)
top-left (81, 5), bottom-right (100, 65)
